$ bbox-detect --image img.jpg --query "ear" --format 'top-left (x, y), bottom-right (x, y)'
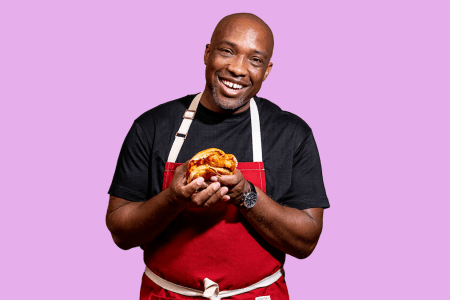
top-left (204, 44), bottom-right (211, 65)
top-left (263, 62), bottom-right (273, 81)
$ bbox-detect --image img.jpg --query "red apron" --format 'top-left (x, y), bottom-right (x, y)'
top-left (140, 94), bottom-right (289, 300)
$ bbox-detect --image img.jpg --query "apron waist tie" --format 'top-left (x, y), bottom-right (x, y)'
top-left (144, 267), bottom-right (283, 300)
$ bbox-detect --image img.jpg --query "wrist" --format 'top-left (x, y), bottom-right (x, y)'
top-left (165, 187), bottom-right (185, 209)
top-left (236, 180), bottom-right (257, 209)
top-left (234, 180), bottom-right (249, 204)
top-left (243, 180), bottom-right (251, 196)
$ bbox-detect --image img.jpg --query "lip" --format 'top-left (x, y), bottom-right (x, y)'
top-left (219, 76), bottom-right (249, 87)
top-left (217, 76), bottom-right (250, 97)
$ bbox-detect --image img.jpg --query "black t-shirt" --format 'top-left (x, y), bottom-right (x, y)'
top-left (109, 94), bottom-right (329, 210)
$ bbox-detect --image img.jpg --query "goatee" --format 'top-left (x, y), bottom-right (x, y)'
top-left (211, 85), bottom-right (247, 112)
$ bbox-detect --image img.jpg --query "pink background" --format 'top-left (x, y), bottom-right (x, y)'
top-left (1, 1), bottom-right (449, 299)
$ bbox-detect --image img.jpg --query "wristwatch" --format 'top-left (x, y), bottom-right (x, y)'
top-left (238, 180), bottom-right (258, 209)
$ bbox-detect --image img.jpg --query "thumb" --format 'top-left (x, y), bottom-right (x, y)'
top-left (181, 177), bottom-right (205, 196)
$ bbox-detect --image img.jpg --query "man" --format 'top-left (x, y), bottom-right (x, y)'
top-left (107, 13), bottom-right (329, 300)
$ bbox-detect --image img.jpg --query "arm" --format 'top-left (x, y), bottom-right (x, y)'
top-left (212, 172), bottom-right (323, 259)
top-left (106, 162), bottom-right (229, 250)
top-left (239, 183), bottom-right (323, 259)
top-left (106, 189), bottom-right (183, 250)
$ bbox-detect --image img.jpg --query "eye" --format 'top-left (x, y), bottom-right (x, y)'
top-left (220, 48), bottom-right (233, 56)
top-left (250, 57), bottom-right (264, 66)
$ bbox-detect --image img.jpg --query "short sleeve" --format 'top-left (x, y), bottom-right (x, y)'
top-left (108, 121), bottom-right (151, 202)
top-left (280, 130), bottom-right (330, 210)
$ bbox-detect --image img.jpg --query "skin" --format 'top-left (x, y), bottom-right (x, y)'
top-left (200, 14), bottom-right (274, 114)
top-left (106, 13), bottom-right (324, 259)
top-left (106, 162), bottom-right (229, 250)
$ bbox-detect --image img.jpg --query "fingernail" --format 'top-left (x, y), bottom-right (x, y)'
top-left (213, 182), bottom-right (220, 191)
top-left (196, 178), bottom-right (204, 185)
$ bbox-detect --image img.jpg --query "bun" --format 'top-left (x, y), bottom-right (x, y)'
top-left (186, 148), bottom-right (238, 183)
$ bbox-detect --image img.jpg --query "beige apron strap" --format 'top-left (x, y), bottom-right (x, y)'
top-left (145, 266), bottom-right (283, 300)
top-left (203, 278), bottom-right (220, 299)
top-left (250, 98), bottom-right (263, 162)
top-left (167, 95), bottom-right (262, 163)
top-left (145, 267), bottom-right (203, 298)
top-left (167, 93), bottom-right (202, 163)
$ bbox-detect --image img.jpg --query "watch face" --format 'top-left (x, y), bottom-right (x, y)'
top-left (244, 192), bottom-right (257, 209)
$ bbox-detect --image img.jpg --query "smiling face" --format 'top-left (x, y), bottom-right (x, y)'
top-left (202, 15), bottom-right (274, 114)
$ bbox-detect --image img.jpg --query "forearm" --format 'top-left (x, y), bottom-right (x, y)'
top-left (106, 162), bottom-right (227, 250)
top-left (106, 188), bottom-right (184, 250)
top-left (237, 187), bottom-right (323, 259)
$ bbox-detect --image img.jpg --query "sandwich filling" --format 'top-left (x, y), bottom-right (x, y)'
top-left (186, 148), bottom-right (238, 183)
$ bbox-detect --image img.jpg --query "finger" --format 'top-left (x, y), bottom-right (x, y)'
top-left (200, 181), bottom-right (209, 189)
top-left (181, 177), bottom-right (205, 197)
top-left (191, 179), bottom-right (211, 191)
top-left (191, 182), bottom-right (221, 206)
top-left (215, 174), bottom-right (240, 186)
top-left (203, 186), bottom-right (229, 207)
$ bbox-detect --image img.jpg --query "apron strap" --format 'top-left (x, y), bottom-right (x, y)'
top-left (167, 93), bottom-right (263, 163)
top-left (250, 98), bottom-right (263, 162)
top-left (145, 266), bottom-right (283, 300)
top-left (167, 93), bottom-right (202, 163)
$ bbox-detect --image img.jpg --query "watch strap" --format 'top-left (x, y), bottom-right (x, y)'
top-left (238, 180), bottom-right (257, 209)
top-left (247, 180), bottom-right (256, 194)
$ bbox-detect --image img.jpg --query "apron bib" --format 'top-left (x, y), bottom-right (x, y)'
top-left (141, 93), bottom-right (289, 300)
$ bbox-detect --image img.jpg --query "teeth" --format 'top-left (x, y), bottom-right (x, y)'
top-left (222, 79), bottom-right (243, 90)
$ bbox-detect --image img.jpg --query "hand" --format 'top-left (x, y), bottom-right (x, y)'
top-left (168, 162), bottom-right (229, 208)
top-left (210, 169), bottom-right (249, 205)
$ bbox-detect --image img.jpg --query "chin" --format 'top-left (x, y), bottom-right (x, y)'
top-left (211, 85), bottom-right (248, 111)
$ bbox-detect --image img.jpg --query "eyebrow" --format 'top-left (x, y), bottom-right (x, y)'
top-left (219, 40), bottom-right (268, 59)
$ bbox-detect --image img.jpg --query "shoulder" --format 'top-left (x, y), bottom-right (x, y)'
top-left (256, 96), bottom-right (312, 140)
top-left (134, 94), bottom-right (196, 128)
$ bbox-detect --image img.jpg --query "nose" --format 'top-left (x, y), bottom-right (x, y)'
top-left (227, 55), bottom-right (248, 77)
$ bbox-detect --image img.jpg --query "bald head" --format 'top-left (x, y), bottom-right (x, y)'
top-left (210, 13), bottom-right (274, 59)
